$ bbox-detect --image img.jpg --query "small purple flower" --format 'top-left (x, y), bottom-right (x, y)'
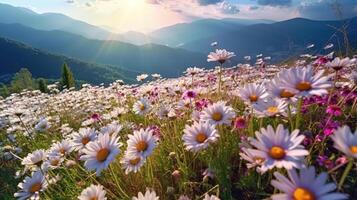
top-left (182, 90), bottom-right (197, 99)
top-left (233, 116), bottom-right (247, 129)
top-left (91, 113), bottom-right (101, 121)
top-left (323, 120), bottom-right (340, 136)
top-left (335, 156), bottom-right (348, 165)
top-left (326, 105), bottom-right (342, 116)
top-left (317, 155), bottom-right (334, 169)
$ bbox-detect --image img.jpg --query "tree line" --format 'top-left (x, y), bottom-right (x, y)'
top-left (0, 63), bottom-right (76, 97)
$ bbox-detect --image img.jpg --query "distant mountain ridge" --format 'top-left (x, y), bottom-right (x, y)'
top-left (181, 17), bottom-right (357, 61)
top-left (0, 37), bottom-right (137, 84)
top-left (0, 23), bottom-right (209, 78)
top-left (149, 18), bottom-right (274, 47)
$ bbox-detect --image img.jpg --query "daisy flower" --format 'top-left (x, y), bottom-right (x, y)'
top-left (330, 125), bottom-right (357, 158)
top-left (207, 49), bottom-right (235, 64)
top-left (325, 57), bottom-right (351, 71)
top-left (34, 117), bottom-right (50, 132)
top-left (80, 133), bottom-right (122, 176)
top-left (200, 101), bottom-right (236, 126)
top-left (136, 74), bottom-right (149, 82)
top-left (271, 166), bottom-right (347, 200)
top-left (279, 66), bottom-right (332, 97)
top-left (21, 149), bottom-right (47, 169)
top-left (120, 153), bottom-right (146, 174)
top-left (236, 83), bottom-right (269, 105)
top-left (78, 184), bottom-right (107, 200)
top-left (48, 140), bottom-right (74, 156)
top-left (132, 189), bottom-right (159, 200)
top-left (14, 170), bottom-right (48, 200)
top-left (203, 194), bottom-right (220, 200)
top-left (185, 67), bottom-right (204, 76)
top-left (267, 77), bottom-right (297, 102)
top-left (100, 122), bottom-right (122, 137)
top-left (252, 98), bottom-right (287, 118)
top-left (126, 128), bottom-right (157, 158)
top-left (182, 121), bottom-right (219, 152)
top-left (133, 98), bottom-right (151, 116)
top-left (247, 124), bottom-right (308, 172)
top-left (71, 128), bottom-right (97, 151)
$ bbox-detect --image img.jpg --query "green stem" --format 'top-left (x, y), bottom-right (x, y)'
top-left (295, 98), bottom-right (303, 130)
top-left (338, 159), bottom-right (354, 190)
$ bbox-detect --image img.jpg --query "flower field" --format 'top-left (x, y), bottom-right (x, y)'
top-left (1, 50), bottom-right (357, 200)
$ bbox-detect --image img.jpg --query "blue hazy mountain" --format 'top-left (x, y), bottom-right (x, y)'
top-left (0, 37), bottom-right (138, 84)
top-left (0, 23), bottom-right (209, 78)
top-left (0, 3), bottom-right (153, 45)
top-left (150, 18), bottom-right (274, 47)
top-left (182, 17), bottom-right (357, 61)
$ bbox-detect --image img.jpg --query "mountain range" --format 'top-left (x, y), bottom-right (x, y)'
top-left (0, 37), bottom-right (139, 84)
top-left (0, 3), bottom-right (356, 85)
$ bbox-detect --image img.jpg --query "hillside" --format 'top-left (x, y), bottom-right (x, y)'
top-left (0, 23), bottom-right (209, 77)
top-left (0, 37), bottom-right (137, 84)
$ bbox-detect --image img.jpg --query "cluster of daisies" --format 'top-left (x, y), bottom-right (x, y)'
top-left (1, 48), bottom-right (356, 199)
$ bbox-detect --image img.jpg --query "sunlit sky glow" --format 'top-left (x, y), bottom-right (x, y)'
top-left (1, 0), bottom-right (357, 33)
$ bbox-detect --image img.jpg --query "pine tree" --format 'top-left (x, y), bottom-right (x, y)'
top-left (0, 83), bottom-right (10, 97)
top-left (38, 78), bottom-right (48, 93)
top-left (61, 63), bottom-right (75, 89)
top-left (10, 68), bottom-right (34, 93)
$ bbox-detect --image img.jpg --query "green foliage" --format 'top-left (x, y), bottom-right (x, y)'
top-left (61, 63), bottom-right (76, 89)
top-left (0, 82), bottom-right (10, 97)
top-left (10, 68), bottom-right (34, 93)
top-left (38, 78), bottom-right (48, 93)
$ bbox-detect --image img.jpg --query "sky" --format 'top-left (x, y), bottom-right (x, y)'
top-left (1, 0), bottom-right (357, 33)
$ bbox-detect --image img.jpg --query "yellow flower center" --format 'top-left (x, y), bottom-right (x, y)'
top-left (212, 112), bottom-right (223, 121)
top-left (139, 104), bottom-right (146, 111)
top-left (90, 198), bottom-right (98, 200)
top-left (29, 182), bottom-right (42, 193)
top-left (350, 145), bottom-right (357, 154)
top-left (253, 157), bottom-right (265, 164)
top-left (269, 146), bottom-right (285, 160)
top-left (296, 82), bottom-right (312, 91)
top-left (50, 159), bottom-right (60, 166)
top-left (267, 106), bottom-right (279, 114)
top-left (59, 148), bottom-right (66, 155)
top-left (293, 188), bottom-right (316, 200)
top-left (280, 90), bottom-right (295, 98)
top-left (129, 157), bottom-right (141, 165)
top-left (81, 137), bottom-right (90, 145)
top-left (96, 148), bottom-right (110, 162)
top-left (136, 141), bottom-right (148, 152)
top-left (196, 133), bottom-right (207, 143)
top-left (249, 95), bottom-right (258, 102)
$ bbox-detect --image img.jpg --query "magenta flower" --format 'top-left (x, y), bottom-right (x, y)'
top-left (233, 116), bottom-right (247, 129)
top-left (182, 90), bottom-right (197, 100)
top-left (91, 113), bottom-right (101, 121)
top-left (317, 155), bottom-right (334, 169)
top-left (326, 105), bottom-right (342, 116)
top-left (195, 99), bottom-right (210, 111)
top-left (313, 56), bottom-right (329, 66)
top-left (335, 156), bottom-right (348, 165)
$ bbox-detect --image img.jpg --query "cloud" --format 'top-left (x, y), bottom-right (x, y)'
top-left (66, 0), bottom-right (75, 3)
top-left (197, 0), bottom-right (223, 5)
top-left (299, 0), bottom-right (357, 20)
top-left (146, 0), bottom-right (160, 4)
top-left (85, 2), bottom-right (92, 7)
top-left (219, 1), bottom-right (239, 14)
top-left (249, 6), bottom-right (260, 10)
top-left (256, 0), bottom-right (292, 7)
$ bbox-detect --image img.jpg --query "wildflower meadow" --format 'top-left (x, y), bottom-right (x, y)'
top-left (1, 49), bottom-right (357, 200)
